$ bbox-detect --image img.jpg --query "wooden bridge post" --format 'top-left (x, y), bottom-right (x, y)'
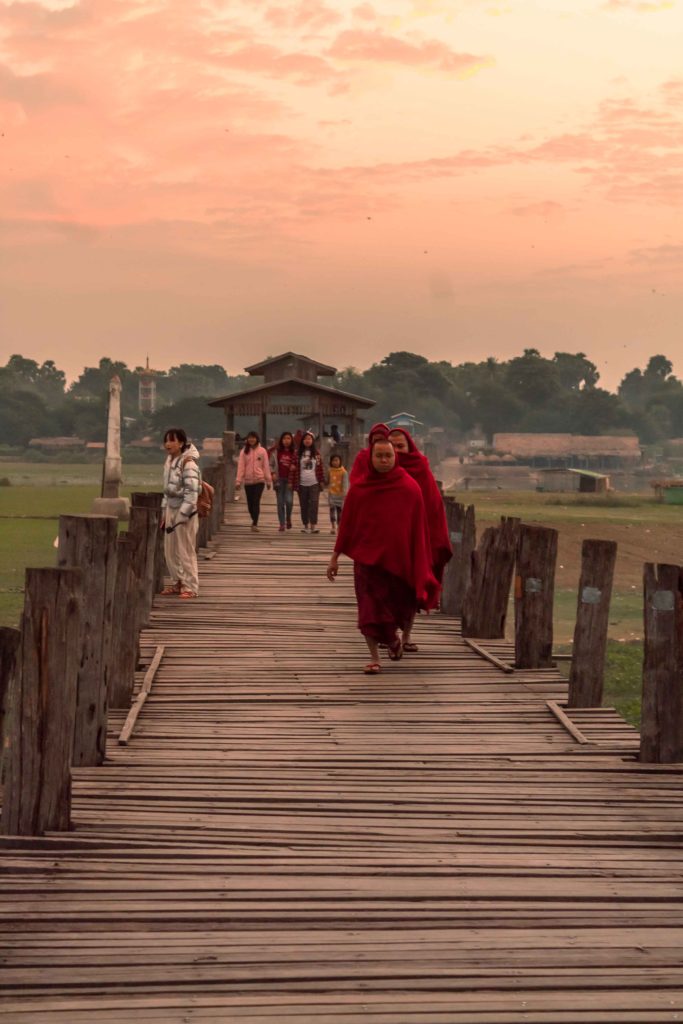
top-left (108, 534), bottom-right (139, 709)
top-left (567, 539), bottom-right (618, 707)
top-left (0, 627), bottom-right (21, 779)
top-left (1, 568), bottom-right (82, 835)
top-left (639, 563), bottom-right (683, 763)
top-left (128, 506), bottom-right (159, 628)
top-left (440, 498), bottom-right (476, 617)
top-left (514, 524), bottom-right (558, 669)
top-left (131, 492), bottom-right (165, 593)
top-left (197, 465), bottom-right (216, 548)
top-left (223, 431), bottom-right (237, 504)
top-left (58, 514), bottom-right (118, 767)
top-left (461, 517), bottom-right (519, 638)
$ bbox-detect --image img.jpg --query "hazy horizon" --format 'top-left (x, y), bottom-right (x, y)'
top-left (1, 0), bottom-right (681, 391)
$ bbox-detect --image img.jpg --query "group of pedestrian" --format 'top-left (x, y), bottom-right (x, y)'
top-left (235, 430), bottom-right (348, 534)
top-left (158, 421), bottom-right (452, 678)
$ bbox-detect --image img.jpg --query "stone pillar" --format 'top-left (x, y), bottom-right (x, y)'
top-left (92, 375), bottom-right (130, 519)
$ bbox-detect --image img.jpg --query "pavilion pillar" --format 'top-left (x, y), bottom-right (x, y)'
top-left (224, 408), bottom-right (235, 432)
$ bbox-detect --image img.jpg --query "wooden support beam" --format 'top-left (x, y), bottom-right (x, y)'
top-left (464, 638), bottom-right (514, 673)
top-left (0, 627), bottom-right (21, 779)
top-left (639, 562), bottom-right (683, 764)
top-left (58, 514), bottom-right (118, 767)
top-left (118, 644), bottom-right (164, 746)
top-left (108, 534), bottom-right (139, 710)
top-left (567, 539), bottom-right (618, 708)
top-left (514, 523), bottom-right (558, 670)
top-left (128, 506), bottom-right (158, 629)
top-left (461, 516), bottom-right (519, 639)
top-left (131, 492), bottom-right (165, 593)
top-left (546, 700), bottom-right (590, 745)
top-left (440, 499), bottom-right (476, 618)
top-left (1, 568), bottom-right (82, 835)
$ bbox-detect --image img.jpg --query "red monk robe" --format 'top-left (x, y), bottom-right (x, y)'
top-left (333, 438), bottom-right (439, 653)
top-left (348, 422), bottom-right (389, 486)
top-left (389, 428), bottom-right (453, 584)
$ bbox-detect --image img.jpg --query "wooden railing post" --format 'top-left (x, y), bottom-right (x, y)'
top-left (223, 431), bottom-right (237, 504)
top-left (128, 506), bottom-right (158, 628)
top-left (0, 627), bottom-right (21, 780)
top-left (1, 568), bottom-right (82, 835)
top-left (197, 465), bottom-right (215, 549)
top-left (108, 535), bottom-right (139, 709)
top-left (639, 563), bottom-right (683, 763)
top-left (440, 499), bottom-right (476, 617)
top-left (567, 539), bottom-right (618, 707)
top-left (58, 514), bottom-right (118, 767)
top-left (461, 517), bottom-right (519, 638)
top-left (514, 524), bottom-right (558, 669)
top-left (131, 492), bottom-right (165, 593)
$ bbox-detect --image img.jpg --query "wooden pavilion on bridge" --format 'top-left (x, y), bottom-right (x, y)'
top-left (208, 351), bottom-right (375, 451)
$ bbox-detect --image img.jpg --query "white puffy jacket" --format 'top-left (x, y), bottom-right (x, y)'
top-left (162, 443), bottom-right (201, 519)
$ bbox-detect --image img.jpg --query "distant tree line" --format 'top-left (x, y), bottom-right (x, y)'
top-left (0, 349), bottom-right (681, 449)
top-left (337, 350), bottom-right (683, 444)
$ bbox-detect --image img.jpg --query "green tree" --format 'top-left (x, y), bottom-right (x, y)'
top-left (150, 396), bottom-right (225, 443)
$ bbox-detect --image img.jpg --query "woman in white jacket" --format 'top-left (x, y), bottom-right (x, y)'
top-left (160, 428), bottom-right (200, 599)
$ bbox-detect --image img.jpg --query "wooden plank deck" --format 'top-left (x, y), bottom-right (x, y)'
top-left (2, 496), bottom-right (683, 1022)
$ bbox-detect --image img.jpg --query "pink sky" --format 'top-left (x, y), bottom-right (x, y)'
top-left (1, 0), bottom-right (682, 388)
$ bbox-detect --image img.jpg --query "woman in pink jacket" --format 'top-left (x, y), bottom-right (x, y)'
top-left (235, 431), bottom-right (272, 531)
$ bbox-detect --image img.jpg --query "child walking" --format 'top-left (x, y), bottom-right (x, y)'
top-left (327, 453), bottom-right (349, 534)
top-left (291, 430), bottom-right (324, 533)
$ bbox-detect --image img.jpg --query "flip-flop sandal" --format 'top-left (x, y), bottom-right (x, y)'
top-left (403, 643), bottom-right (419, 653)
top-left (179, 591), bottom-right (198, 600)
top-left (160, 584), bottom-right (181, 595)
top-left (363, 662), bottom-right (382, 675)
top-left (388, 638), bottom-right (403, 661)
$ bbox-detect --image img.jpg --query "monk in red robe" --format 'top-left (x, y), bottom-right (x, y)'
top-left (326, 431), bottom-right (439, 675)
top-left (387, 427), bottom-right (452, 652)
top-left (348, 422), bottom-right (389, 485)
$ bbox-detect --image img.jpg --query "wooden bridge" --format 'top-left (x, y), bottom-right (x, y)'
top-left (2, 471), bottom-right (683, 1021)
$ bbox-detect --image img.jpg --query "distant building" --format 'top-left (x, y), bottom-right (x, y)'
top-left (537, 468), bottom-right (610, 494)
top-left (493, 433), bottom-right (641, 469)
top-left (138, 356), bottom-right (159, 414)
top-left (201, 438), bottom-right (224, 457)
top-left (208, 351), bottom-right (375, 450)
top-left (387, 412), bottom-right (423, 431)
top-left (651, 479), bottom-right (683, 505)
top-left (28, 436), bottom-right (85, 449)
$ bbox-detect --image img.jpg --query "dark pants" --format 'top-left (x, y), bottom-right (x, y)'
top-left (276, 481), bottom-right (293, 527)
top-left (298, 484), bottom-right (320, 527)
top-left (245, 482), bottom-right (265, 525)
top-left (329, 500), bottom-right (343, 526)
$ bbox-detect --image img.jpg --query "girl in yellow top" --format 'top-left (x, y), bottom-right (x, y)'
top-left (327, 453), bottom-right (349, 534)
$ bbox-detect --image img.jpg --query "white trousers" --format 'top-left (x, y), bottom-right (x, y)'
top-left (164, 506), bottom-right (199, 595)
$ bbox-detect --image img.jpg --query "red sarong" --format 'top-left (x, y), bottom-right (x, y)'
top-left (354, 562), bottom-right (415, 645)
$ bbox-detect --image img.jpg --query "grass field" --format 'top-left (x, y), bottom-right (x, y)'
top-left (0, 462), bottom-right (162, 625)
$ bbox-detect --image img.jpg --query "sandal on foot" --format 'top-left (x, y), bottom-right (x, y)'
top-left (364, 662), bottom-right (382, 675)
top-left (388, 637), bottom-right (403, 661)
top-left (179, 590), bottom-right (198, 600)
top-left (403, 642), bottom-right (418, 653)
top-left (160, 584), bottom-right (181, 595)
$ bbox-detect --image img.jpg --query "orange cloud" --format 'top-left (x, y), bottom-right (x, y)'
top-left (603, 0), bottom-right (674, 10)
top-left (327, 29), bottom-right (492, 75)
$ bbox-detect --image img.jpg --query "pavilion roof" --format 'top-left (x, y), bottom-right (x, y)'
top-left (244, 352), bottom-right (337, 377)
top-left (208, 377), bottom-right (375, 409)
